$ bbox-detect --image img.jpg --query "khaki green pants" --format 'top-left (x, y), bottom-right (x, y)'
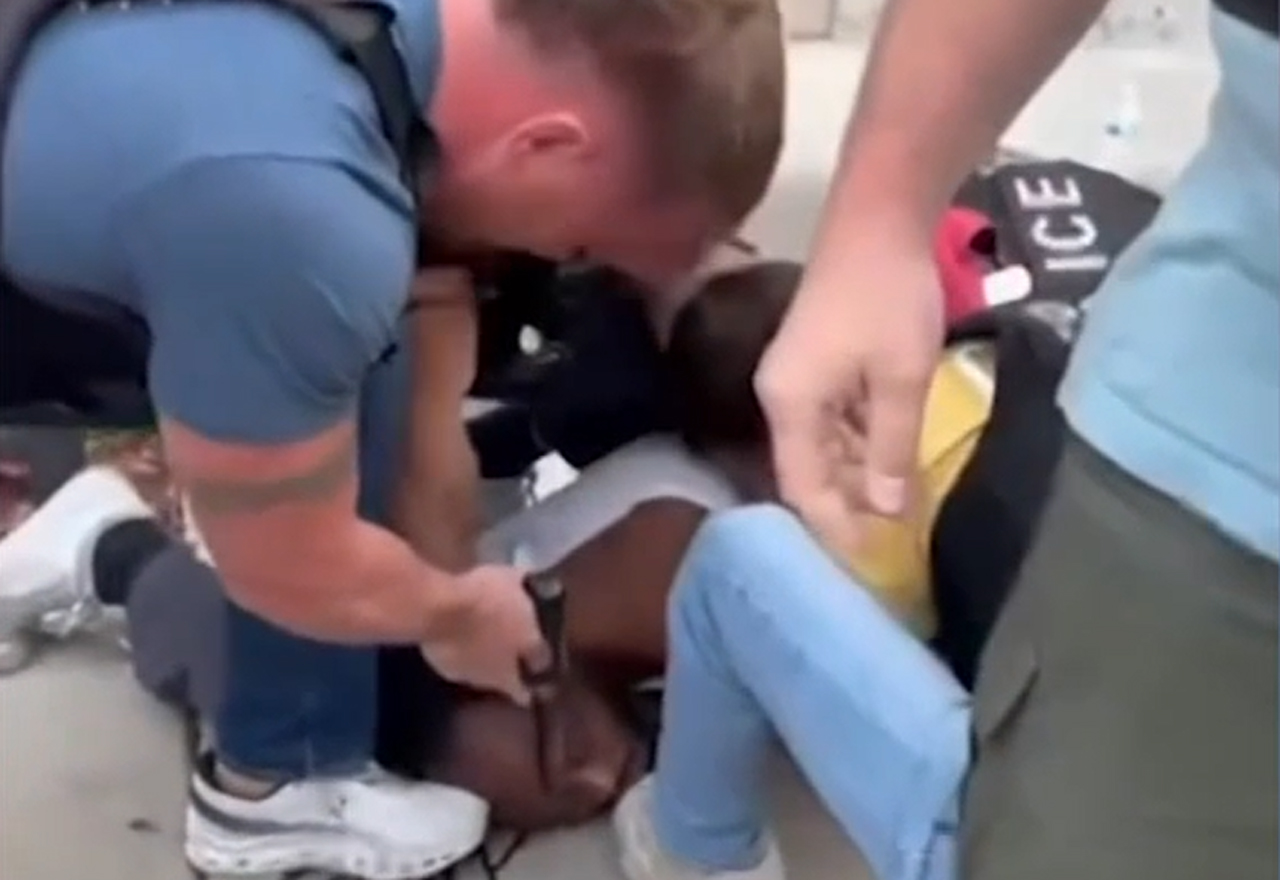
top-left (963, 435), bottom-right (1278, 880)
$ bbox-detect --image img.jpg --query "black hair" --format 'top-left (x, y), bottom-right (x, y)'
top-left (663, 260), bottom-right (802, 455)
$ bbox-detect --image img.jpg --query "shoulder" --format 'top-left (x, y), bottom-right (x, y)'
top-left (126, 154), bottom-right (414, 331)
top-left (12, 2), bottom-right (414, 220)
top-left (125, 156), bottom-right (415, 442)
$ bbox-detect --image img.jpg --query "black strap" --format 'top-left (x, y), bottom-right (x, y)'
top-left (929, 310), bottom-right (1072, 688)
top-left (301, 1), bottom-right (435, 195)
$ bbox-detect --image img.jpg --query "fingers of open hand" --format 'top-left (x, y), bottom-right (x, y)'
top-left (756, 266), bottom-right (942, 525)
top-left (755, 330), bottom-right (822, 493)
top-left (799, 415), bottom-right (872, 554)
top-left (758, 342), bottom-right (929, 551)
top-left (760, 388), bottom-right (864, 553)
top-left (521, 639), bottom-right (557, 705)
top-left (536, 682), bottom-right (641, 820)
top-left (862, 352), bottom-right (936, 516)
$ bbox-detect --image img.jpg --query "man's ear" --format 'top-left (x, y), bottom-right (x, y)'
top-left (509, 113), bottom-right (591, 160)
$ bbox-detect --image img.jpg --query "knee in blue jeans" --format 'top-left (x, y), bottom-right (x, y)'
top-left (668, 504), bottom-right (824, 656)
top-left (675, 505), bottom-right (817, 599)
top-left (684, 503), bottom-right (806, 565)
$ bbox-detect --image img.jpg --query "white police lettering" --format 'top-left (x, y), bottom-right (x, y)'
top-left (1044, 252), bottom-right (1110, 272)
top-left (1011, 173), bottom-right (1109, 275)
top-left (1012, 176), bottom-right (1082, 210)
top-left (1031, 214), bottom-right (1095, 251)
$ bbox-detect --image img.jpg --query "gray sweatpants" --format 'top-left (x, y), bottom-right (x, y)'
top-left (126, 541), bottom-right (229, 719)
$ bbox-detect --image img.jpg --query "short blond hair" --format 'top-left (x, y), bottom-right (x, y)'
top-left (496, 0), bottom-right (786, 229)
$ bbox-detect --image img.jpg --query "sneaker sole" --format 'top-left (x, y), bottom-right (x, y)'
top-left (185, 806), bottom-right (484, 880)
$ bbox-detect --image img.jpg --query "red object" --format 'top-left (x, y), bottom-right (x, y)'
top-left (934, 207), bottom-right (997, 327)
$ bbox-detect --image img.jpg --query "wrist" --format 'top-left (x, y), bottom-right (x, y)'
top-left (803, 177), bottom-right (937, 302)
top-left (395, 499), bottom-right (480, 574)
top-left (418, 564), bottom-right (471, 642)
top-left (827, 145), bottom-right (947, 248)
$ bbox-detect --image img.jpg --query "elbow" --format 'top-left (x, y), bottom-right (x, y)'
top-left (220, 568), bottom-right (326, 636)
top-left (221, 575), bottom-right (309, 631)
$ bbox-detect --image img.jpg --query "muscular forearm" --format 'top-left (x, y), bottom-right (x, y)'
top-left (398, 270), bottom-right (482, 570)
top-left (813, 0), bottom-right (1107, 262)
top-left (227, 517), bottom-right (468, 645)
top-left (398, 356), bottom-right (482, 570)
top-left (397, 442), bottom-right (483, 572)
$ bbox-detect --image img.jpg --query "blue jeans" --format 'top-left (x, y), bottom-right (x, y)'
top-left (215, 333), bottom-right (410, 779)
top-left (653, 506), bottom-right (971, 880)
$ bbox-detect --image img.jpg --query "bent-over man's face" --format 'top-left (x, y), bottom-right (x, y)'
top-left (425, 112), bottom-right (720, 288)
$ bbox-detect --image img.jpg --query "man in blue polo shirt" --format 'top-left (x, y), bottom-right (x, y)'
top-left (0, 0), bottom-right (785, 876)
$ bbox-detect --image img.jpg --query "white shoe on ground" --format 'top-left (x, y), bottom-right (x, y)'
top-left (186, 760), bottom-right (490, 880)
top-left (0, 466), bottom-right (151, 672)
top-left (614, 776), bottom-right (787, 880)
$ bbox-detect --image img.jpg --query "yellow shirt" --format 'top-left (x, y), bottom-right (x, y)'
top-left (843, 345), bottom-right (994, 636)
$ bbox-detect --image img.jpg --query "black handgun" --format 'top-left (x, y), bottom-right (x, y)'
top-left (520, 570), bottom-right (567, 690)
top-left (518, 567), bottom-right (568, 790)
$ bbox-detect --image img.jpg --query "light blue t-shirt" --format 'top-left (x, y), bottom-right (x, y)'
top-left (1060, 10), bottom-right (1279, 560)
top-left (2, 0), bottom-right (438, 443)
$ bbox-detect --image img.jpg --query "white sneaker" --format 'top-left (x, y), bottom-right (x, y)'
top-left (614, 776), bottom-right (787, 880)
top-left (0, 466), bottom-right (152, 671)
top-left (186, 762), bottom-right (490, 880)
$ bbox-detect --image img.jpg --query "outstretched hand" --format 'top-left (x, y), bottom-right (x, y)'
top-left (754, 236), bottom-right (944, 554)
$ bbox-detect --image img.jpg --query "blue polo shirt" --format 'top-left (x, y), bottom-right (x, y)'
top-left (2, 0), bottom-right (439, 443)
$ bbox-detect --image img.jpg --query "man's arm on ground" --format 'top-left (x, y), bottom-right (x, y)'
top-left (125, 156), bottom-right (465, 644)
top-left (811, 0), bottom-right (1109, 262)
top-left (395, 270), bottom-right (483, 571)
